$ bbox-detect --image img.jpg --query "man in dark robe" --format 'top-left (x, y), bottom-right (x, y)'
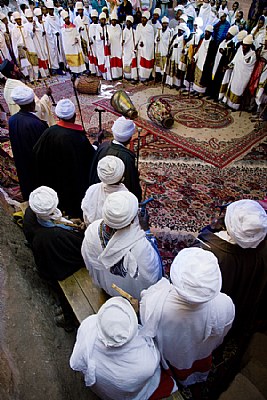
top-left (89, 116), bottom-right (142, 201)
top-left (34, 99), bottom-right (95, 217)
top-left (196, 200), bottom-right (267, 338)
top-left (8, 86), bottom-right (48, 200)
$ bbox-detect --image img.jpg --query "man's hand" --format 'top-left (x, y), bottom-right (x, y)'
top-left (140, 41), bottom-right (144, 47)
top-left (138, 208), bottom-right (150, 231)
top-left (55, 32), bottom-right (60, 36)
top-left (46, 87), bottom-right (52, 97)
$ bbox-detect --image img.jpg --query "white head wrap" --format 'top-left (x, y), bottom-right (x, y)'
top-left (102, 6), bottom-right (108, 11)
top-left (174, 5), bottom-right (184, 12)
top-left (97, 156), bottom-right (125, 185)
top-left (228, 25), bottom-right (239, 36)
top-left (25, 9), bottom-right (33, 18)
top-left (126, 15), bottom-right (133, 23)
top-left (178, 22), bottom-right (187, 32)
top-left (11, 86), bottom-right (34, 105)
top-left (55, 99), bottom-right (75, 120)
top-left (142, 11), bottom-right (150, 20)
top-left (161, 16), bottom-right (169, 23)
top-left (170, 248), bottom-right (222, 304)
top-left (97, 297), bottom-right (138, 347)
top-left (91, 9), bottom-right (98, 17)
top-left (110, 11), bottom-right (117, 20)
top-left (180, 14), bottom-right (188, 23)
top-left (61, 10), bottom-right (69, 19)
top-left (13, 11), bottom-right (21, 20)
top-left (0, 12), bottom-right (7, 20)
top-left (76, 1), bottom-right (84, 9)
top-left (45, 0), bottom-right (54, 9)
top-left (205, 24), bottom-right (214, 33)
top-left (219, 11), bottom-right (227, 18)
top-left (243, 34), bottom-right (253, 45)
top-left (154, 8), bottom-right (161, 16)
top-left (102, 191), bottom-right (138, 229)
top-left (236, 30), bottom-right (247, 42)
top-left (194, 16), bottom-right (203, 27)
top-left (112, 116), bottom-right (135, 142)
top-left (99, 12), bottom-right (106, 19)
top-left (225, 200), bottom-right (267, 248)
top-left (33, 8), bottom-right (42, 16)
top-left (29, 186), bottom-right (62, 221)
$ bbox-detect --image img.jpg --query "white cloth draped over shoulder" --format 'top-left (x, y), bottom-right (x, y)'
top-left (122, 26), bottom-right (138, 80)
top-left (81, 218), bottom-right (161, 299)
top-left (135, 22), bottom-right (154, 80)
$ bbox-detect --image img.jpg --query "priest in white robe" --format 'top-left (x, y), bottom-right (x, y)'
top-left (61, 11), bottom-right (86, 75)
top-left (107, 12), bottom-right (123, 79)
top-left (81, 191), bottom-right (162, 300)
top-left (135, 11), bottom-right (154, 81)
top-left (81, 155), bottom-right (128, 226)
top-left (88, 10), bottom-right (99, 74)
top-left (154, 16), bottom-right (172, 76)
top-left (70, 297), bottom-right (177, 399)
top-left (94, 12), bottom-right (112, 80)
top-left (165, 23), bottom-right (187, 88)
top-left (74, 2), bottom-right (91, 66)
top-left (44, 1), bottom-right (64, 72)
top-left (140, 248), bottom-right (235, 386)
top-left (122, 15), bottom-right (138, 81)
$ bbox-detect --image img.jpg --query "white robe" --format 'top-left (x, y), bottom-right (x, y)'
top-left (44, 14), bottom-right (64, 69)
top-left (135, 23), bottom-right (154, 80)
top-left (74, 14), bottom-right (90, 64)
top-left (95, 24), bottom-right (112, 80)
top-left (0, 30), bottom-right (12, 61)
top-left (81, 182), bottom-right (128, 226)
top-left (70, 315), bottom-right (162, 400)
top-left (122, 26), bottom-right (138, 80)
top-left (61, 23), bottom-right (86, 73)
top-left (140, 278), bottom-right (235, 386)
top-left (222, 48), bottom-right (256, 110)
top-left (24, 21), bottom-right (49, 77)
top-left (193, 37), bottom-right (212, 93)
top-left (154, 27), bottom-right (172, 74)
top-left (88, 22), bottom-right (98, 74)
top-left (198, 3), bottom-right (212, 30)
top-left (4, 78), bottom-right (55, 126)
top-left (165, 33), bottom-right (184, 87)
top-left (81, 218), bottom-right (161, 300)
top-left (147, 19), bottom-right (161, 37)
top-left (107, 24), bottom-right (123, 79)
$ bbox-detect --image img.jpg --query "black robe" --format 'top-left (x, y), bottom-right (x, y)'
top-left (8, 111), bottom-right (48, 200)
top-left (33, 123), bottom-right (95, 217)
top-left (198, 38), bottom-right (217, 89)
top-left (89, 141), bottom-right (142, 201)
top-left (197, 229), bottom-right (267, 336)
top-left (23, 207), bottom-right (84, 281)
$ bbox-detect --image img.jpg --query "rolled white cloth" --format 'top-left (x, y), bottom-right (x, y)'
top-left (91, 10), bottom-right (98, 17)
top-left (97, 156), bottom-right (125, 185)
top-left (99, 12), bottom-right (106, 19)
top-left (178, 22), bottom-right (188, 32)
top-left (112, 116), bottom-right (136, 143)
top-left (25, 9), bottom-right (33, 18)
top-left (205, 24), bottom-right (214, 33)
top-left (110, 12), bottom-right (117, 20)
top-left (236, 30), bottom-right (247, 42)
top-left (33, 8), bottom-right (42, 16)
top-left (97, 297), bottom-right (138, 347)
top-left (180, 14), bottom-right (188, 23)
top-left (142, 11), bottom-right (150, 20)
top-left (61, 10), bottom-right (69, 20)
top-left (11, 86), bottom-right (34, 105)
top-left (126, 15), bottom-right (134, 23)
top-left (76, 2), bottom-right (84, 10)
top-left (45, 1), bottom-right (54, 9)
top-left (243, 34), bottom-right (253, 45)
top-left (12, 12), bottom-right (21, 20)
top-left (55, 99), bottom-right (75, 120)
top-left (102, 191), bottom-right (138, 229)
top-left (154, 8), bottom-right (161, 16)
top-left (225, 199), bottom-right (267, 248)
top-left (161, 16), bottom-right (169, 23)
top-left (170, 248), bottom-right (222, 304)
top-left (228, 25), bottom-right (239, 36)
top-left (29, 186), bottom-right (62, 221)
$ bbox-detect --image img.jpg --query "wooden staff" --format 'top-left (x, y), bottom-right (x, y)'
top-left (103, 25), bottom-right (113, 81)
top-left (18, 25), bottom-right (36, 82)
top-left (71, 76), bottom-right (85, 130)
top-left (84, 23), bottom-right (99, 76)
top-left (131, 27), bottom-right (139, 81)
top-left (136, 127), bottom-right (141, 170)
top-left (111, 284), bottom-right (138, 313)
top-left (154, 27), bottom-right (161, 84)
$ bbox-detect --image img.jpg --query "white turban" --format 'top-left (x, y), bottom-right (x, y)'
top-left (61, 10), bottom-right (69, 20)
top-left (194, 16), bottom-right (203, 27)
top-left (112, 116), bottom-right (135, 142)
top-left (170, 248), bottom-right (222, 304)
top-left (99, 12), bottom-right (106, 19)
top-left (97, 297), bottom-right (138, 347)
top-left (228, 25), bottom-right (239, 36)
top-left (205, 24), bottom-right (214, 33)
top-left (180, 14), bottom-right (188, 23)
top-left (91, 9), bottom-right (98, 17)
top-left (102, 191), bottom-right (138, 229)
top-left (25, 9), bottom-right (33, 18)
top-left (142, 11), bottom-right (150, 20)
top-left (161, 16), bottom-right (169, 23)
top-left (154, 8), bottom-right (161, 16)
top-left (225, 200), bottom-right (267, 249)
top-left (11, 86), bottom-right (34, 105)
top-left (178, 22), bottom-right (187, 32)
top-left (0, 12), bottom-right (6, 20)
top-left (33, 8), bottom-right (42, 16)
top-left (110, 11), bottom-right (117, 20)
top-left (76, 1), bottom-right (83, 9)
top-left (102, 6), bottom-right (108, 11)
top-left (45, 1), bottom-right (54, 9)
top-left (13, 11), bottom-right (21, 20)
top-left (174, 5), bottom-right (184, 12)
top-left (243, 34), bottom-right (253, 45)
top-left (29, 186), bottom-right (62, 221)
top-left (219, 11), bottom-right (227, 18)
top-left (97, 156), bottom-right (125, 185)
top-left (55, 99), bottom-right (75, 120)
top-left (236, 30), bottom-right (247, 42)
top-left (126, 15), bottom-right (134, 23)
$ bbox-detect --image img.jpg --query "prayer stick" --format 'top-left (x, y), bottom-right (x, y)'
top-left (111, 284), bottom-right (139, 313)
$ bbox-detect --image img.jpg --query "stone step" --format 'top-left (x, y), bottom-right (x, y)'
top-left (218, 373), bottom-right (266, 400)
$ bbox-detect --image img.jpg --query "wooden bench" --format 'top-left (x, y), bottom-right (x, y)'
top-left (59, 267), bottom-right (108, 323)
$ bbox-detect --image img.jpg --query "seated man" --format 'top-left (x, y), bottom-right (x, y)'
top-left (89, 116), bottom-right (142, 201)
top-left (23, 185), bottom-right (84, 281)
top-left (197, 199), bottom-right (267, 337)
top-left (140, 248), bottom-right (235, 386)
top-left (82, 191), bottom-right (162, 300)
top-left (81, 155), bottom-right (128, 226)
top-left (70, 297), bottom-right (177, 399)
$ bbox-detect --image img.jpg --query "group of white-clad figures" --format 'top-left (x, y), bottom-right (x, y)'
top-left (25, 136), bottom-right (267, 400)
